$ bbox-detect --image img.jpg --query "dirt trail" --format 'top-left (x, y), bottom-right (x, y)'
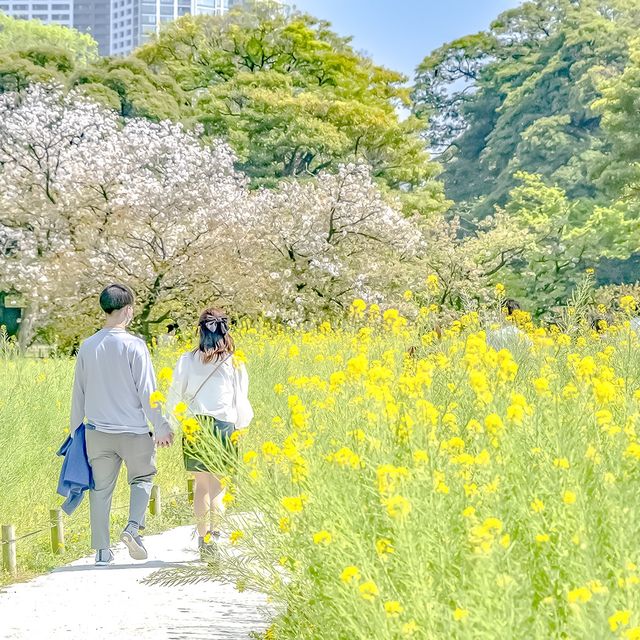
top-left (0, 525), bottom-right (269, 639)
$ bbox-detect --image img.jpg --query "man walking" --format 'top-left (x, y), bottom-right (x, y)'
top-left (70, 284), bottom-right (173, 566)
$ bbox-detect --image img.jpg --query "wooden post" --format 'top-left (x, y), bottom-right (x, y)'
top-left (50, 509), bottom-right (65, 554)
top-left (187, 477), bottom-right (194, 505)
top-left (149, 485), bottom-right (161, 516)
top-left (2, 524), bottom-right (17, 576)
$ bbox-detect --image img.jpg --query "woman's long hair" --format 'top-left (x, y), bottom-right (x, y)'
top-left (194, 308), bottom-right (235, 364)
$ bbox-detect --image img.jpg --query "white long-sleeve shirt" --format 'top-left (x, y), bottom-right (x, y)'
top-left (167, 351), bottom-right (253, 429)
top-left (70, 328), bottom-right (171, 437)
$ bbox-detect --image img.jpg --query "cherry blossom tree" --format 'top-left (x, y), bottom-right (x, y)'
top-left (242, 164), bottom-right (424, 322)
top-left (0, 85), bottom-right (433, 345)
top-left (0, 85), bottom-right (119, 346)
top-left (0, 85), bottom-right (248, 343)
top-left (90, 118), bottom-right (249, 338)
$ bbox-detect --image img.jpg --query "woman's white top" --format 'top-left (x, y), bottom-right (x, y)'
top-left (167, 351), bottom-right (254, 429)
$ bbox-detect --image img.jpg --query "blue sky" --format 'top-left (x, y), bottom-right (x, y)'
top-left (290, 0), bottom-right (522, 77)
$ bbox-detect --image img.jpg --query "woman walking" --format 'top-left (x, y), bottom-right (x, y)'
top-left (168, 308), bottom-right (253, 553)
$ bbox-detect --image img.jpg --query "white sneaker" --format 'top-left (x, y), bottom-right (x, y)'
top-left (95, 549), bottom-right (114, 566)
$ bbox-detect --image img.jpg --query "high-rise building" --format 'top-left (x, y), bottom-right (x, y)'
top-left (0, 0), bottom-right (282, 56)
top-left (194, 0), bottom-right (226, 16)
top-left (73, 0), bottom-right (111, 54)
top-left (0, 0), bottom-right (73, 28)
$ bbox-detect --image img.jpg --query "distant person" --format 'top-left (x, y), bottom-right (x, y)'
top-left (591, 316), bottom-right (608, 334)
top-left (503, 299), bottom-right (521, 317)
top-left (70, 284), bottom-right (174, 566)
top-left (167, 308), bottom-right (253, 556)
top-left (158, 322), bottom-right (179, 347)
top-left (487, 299), bottom-right (529, 351)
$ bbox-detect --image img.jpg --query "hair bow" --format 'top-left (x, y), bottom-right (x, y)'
top-left (204, 318), bottom-right (228, 334)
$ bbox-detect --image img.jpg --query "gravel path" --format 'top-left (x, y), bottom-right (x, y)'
top-left (0, 525), bottom-right (270, 639)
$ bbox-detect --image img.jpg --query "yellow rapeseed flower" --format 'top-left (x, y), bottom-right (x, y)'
top-left (340, 566), bottom-right (361, 584)
top-left (375, 538), bottom-right (395, 558)
top-left (281, 495), bottom-right (306, 513)
top-left (453, 607), bottom-right (469, 621)
top-left (230, 530), bottom-right (244, 545)
top-left (621, 296), bottom-right (636, 313)
top-left (288, 345), bottom-right (300, 358)
top-left (359, 580), bottom-right (379, 601)
top-left (553, 457), bottom-right (570, 469)
top-left (351, 299), bottom-right (367, 316)
top-left (149, 390), bottom-right (166, 408)
top-left (567, 586), bottom-right (592, 604)
top-left (609, 610), bottom-right (632, 631)
top-left (173, 401), bottom-right (188, 416)
top-left (312, 530), bottom-right (333, 546)
top-left (530, 498), bottom-right (545, 513)
top-left (383, 494), bottom-right (412, 520)
top-left (384, 600), bottom-right (403, 617)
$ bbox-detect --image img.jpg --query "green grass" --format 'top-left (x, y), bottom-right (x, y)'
top-left (0, 354), bottom-right (191, 585)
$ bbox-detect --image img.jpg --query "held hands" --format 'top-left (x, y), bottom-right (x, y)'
top-left (155, 432), bottom-right (174, 448)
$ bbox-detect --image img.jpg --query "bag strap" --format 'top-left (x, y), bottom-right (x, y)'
top-left (188, 353), bottom-right (232, 405)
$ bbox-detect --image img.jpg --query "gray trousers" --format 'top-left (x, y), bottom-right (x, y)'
top-left (86, 429), bottom-right (157, 550)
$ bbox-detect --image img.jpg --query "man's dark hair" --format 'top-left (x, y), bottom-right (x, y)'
top-left (99, 284), bottom-right (134, 314)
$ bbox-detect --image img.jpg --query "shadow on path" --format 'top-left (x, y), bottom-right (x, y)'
top-left (53, 559), bottom-right (199, 573)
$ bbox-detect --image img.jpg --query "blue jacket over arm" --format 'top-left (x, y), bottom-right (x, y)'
top-left (57, 424), bottom-right (93, 515)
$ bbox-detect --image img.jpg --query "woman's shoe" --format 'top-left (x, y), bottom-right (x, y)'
top-left (199, 531), bottom-right (221, 561)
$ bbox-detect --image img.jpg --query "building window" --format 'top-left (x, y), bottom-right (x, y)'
top-left (33, 3), bottom-right (48, 8)
top-left (52, 3), bottom-right (69, 8)
top-left (12, 4), bottom-right (29, 9)
top-left (51, 13), bottom-right (69, 19)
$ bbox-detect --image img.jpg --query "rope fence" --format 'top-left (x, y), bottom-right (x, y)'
top-left (1, 478), bottom-right (195, 576)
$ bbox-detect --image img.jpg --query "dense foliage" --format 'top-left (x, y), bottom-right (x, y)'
top-left (411, 0), bottom-right (640, 305)
top-left (413, 0), bottom-right (640, 213)
top-left (2, 1), bottom-right (640, 344)
top-left (149, 301), bottom-right (640, 639)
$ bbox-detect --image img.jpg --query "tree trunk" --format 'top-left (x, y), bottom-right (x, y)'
top-left (17, 303), bottom-right (38, 351)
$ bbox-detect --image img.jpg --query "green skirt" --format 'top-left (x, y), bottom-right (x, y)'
top-left (182, 415), bottom-right (237, 473)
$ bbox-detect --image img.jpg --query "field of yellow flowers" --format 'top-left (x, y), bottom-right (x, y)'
top-left (159, 298), bottom-right (640, 640)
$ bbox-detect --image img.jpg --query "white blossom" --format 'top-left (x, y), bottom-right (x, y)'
top-left (0, 86), bottom-right (426, 341)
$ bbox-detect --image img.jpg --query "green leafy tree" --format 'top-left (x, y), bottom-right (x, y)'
top-left (592, 38), bottom-right (640, 197)
top-left (71, 57), bottom-right (186, 120)
top-left (137, 5), bottom-right (447, 213)
top-left (413, 0), bottom-right (640, 216)
top-left (0, 13), bottom-right (97, 62)
top-left (0, 46), bottom-right (74, 92)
